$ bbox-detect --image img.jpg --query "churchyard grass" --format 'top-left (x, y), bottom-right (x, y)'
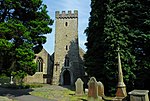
top-left (103, 96), bottom-right (114, 101)
top-left (30, 85), bottom-right (87, 101)
top-left (0, 96), bottom-right (17, 101)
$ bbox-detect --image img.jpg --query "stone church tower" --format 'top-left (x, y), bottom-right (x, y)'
top-left (52, 10), bottom-right (84, 85)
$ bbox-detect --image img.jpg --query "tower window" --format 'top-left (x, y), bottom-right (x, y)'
top-left (65, 22), bottom-right (68, 26)
top-left (65, 57), bottom-right (69, 67)
top-left (37, 57), bottom-right (43, 72)
top-left (66, 45), bottom-right (68, 50)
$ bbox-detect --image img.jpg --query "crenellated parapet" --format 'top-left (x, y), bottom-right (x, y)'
top-left (55, 10), bottom-right (78, 19)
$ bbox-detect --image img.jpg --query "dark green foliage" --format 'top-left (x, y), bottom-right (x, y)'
top-left (0, 0), bottom-right (53, 78)
top-left (85, 0), bottom-right (150, 95)
top-left (113, 0), bottom-right (150, 91)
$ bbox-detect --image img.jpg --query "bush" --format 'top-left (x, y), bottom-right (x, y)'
top-left (0, 74), bottom-right (10, 84)
top-left (0, 83), bottom-right (43, 89)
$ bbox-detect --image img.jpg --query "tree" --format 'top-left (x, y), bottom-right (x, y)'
top-left (85, 0), bottom-right (150, 95)
top-left (0, 0), bottom-right (53, 78)
top-left (84, 0), bottom-right (112, 94)
top-left (113, 0), bottom-right (150, 90)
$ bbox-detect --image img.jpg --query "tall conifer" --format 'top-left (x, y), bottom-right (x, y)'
top-left (85, 0), bottom-right (150, 95)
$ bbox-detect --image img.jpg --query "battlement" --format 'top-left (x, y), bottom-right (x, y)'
top-left (55, 10), bottom-right (78, 19)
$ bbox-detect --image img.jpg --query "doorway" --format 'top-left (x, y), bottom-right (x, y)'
top-left (63, 70), bottom-right (71, 85)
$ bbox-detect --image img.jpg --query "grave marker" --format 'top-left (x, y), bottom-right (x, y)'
top-left (88, 77), bottom-right (102, 101)
top-left (97, 81), bottom-right (104, 97)
top-left (75, 78), bottom-right (84, 95)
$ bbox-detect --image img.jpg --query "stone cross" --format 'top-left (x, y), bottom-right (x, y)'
top-left (97, 81), bottom-right (105, 97)
top-left (55, 62), bottom-right (59, 71)
top-left (88, 77), bottom-right (100, 101)
top-left (75, 78), bottom-right (84, 96)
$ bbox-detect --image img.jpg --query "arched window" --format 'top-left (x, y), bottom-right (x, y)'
top-left (37, 57), bottom-right (43, 72)
top-left (64, 57), bottom-right (69, 67)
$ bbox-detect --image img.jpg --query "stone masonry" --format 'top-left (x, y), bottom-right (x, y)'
top-left (24, 48), bottom-right (53, 84)
top-left (52, 10), bottom-right (84, 85)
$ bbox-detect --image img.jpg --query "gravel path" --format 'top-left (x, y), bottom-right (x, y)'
top-left (0, 85), bottom-right (70, 101)
top-left (0, 85), bottom-right (74, 101)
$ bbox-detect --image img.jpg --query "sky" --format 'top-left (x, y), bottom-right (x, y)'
top-left (42, 0), bottom-right (91, 54)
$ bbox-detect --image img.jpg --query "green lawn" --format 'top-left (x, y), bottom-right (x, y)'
top-left (0, 96), bottom-right (17, 101)
top-left (29, 85), bottom-right (115, 101)
top-left (30, 87), bottom-right (87, 101)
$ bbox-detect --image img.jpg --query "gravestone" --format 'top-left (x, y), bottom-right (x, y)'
top-left (10, 75), bottom-right (14, 84)
top-left (128, 90), bottom-right (149, 101)
top-left (75, 78), bottom-right (84, 95)
top-left (97, 81), bottom-right (104, 97)
top-left (88, 77), bottom-right (102, 101)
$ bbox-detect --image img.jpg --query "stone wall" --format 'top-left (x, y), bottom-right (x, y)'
top-left (24, 72), bottom-right (43, 83)
top-left (24, 48), bottom-right (53, 84)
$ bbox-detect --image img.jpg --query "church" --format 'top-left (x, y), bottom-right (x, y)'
top-left (24, 10), bottom-right (85, 85)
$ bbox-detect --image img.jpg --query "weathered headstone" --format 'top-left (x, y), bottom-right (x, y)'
top-left (10, 75), bottom-right (14, 84)
top-left (97, 81), bottom-right (104, 97)
top-left (75, 78), bottom-right (84, 95)
top-left (128, 90), bottom-right (149, 101)
top-left (88, 77), bottom-right (102, 101)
